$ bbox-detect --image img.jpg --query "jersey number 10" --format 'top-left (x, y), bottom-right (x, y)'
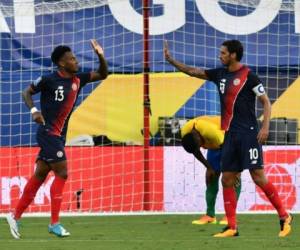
top-left (249, 148), bottom-right (259, 160)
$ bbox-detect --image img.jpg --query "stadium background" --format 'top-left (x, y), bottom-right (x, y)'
top-left (0, 0), bottom-right (299, 214)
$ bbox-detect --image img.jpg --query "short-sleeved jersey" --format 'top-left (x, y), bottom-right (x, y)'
top-left (31, 71), bottom-right (91, 136)
top-left (205, 65), bottom-right (262, 132)
top-left (181, 116), bottom-right (224, 149)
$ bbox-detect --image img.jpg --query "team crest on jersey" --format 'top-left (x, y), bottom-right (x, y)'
top-left (57, 151), bottom-right (64, 158)
top-left (233, 78), bottom-right (241, 86)
top-left (258, 84), bottom-right (265, 94)
top-left (72, 83), bottom-right (78, 91)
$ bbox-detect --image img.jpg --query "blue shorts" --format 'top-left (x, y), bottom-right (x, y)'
top-left (207, 148), bottom-right (221, 172)
top-left (36, 126), bottom-right (66, 163)
top-left (221, 130), bottom-right (263, 172)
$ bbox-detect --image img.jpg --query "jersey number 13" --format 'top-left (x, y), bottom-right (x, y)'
top-left (55, 86), bottom-right (64, 101)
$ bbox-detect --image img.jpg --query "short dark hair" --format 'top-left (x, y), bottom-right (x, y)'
top-left (51, 45), bottom-right (72, 65)
top-left (181, 133), bottom-right (197, 153)
top-left (222, 40), bottom-right (243, 61)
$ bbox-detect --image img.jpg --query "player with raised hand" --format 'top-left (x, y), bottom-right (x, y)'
top-left (6, 39), bottom-right (108, 239)
top-left (181, 116), bottom-right (241, 226)
top-left (164, 40), bottom-right (292, 237)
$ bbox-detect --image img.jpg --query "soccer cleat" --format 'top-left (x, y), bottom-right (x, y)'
top-left (48, 223), bottom-right (71, 237)
top-left (213, 226), bottom-right (239, 237)
top-left (6, 213), bottom-right (21, 239)
top-left (279, 214), bottom-right (293, 237)
top-left (192, 215), bottom-right (217, 225)
top-left (219, 216), bottom-right (228, 225)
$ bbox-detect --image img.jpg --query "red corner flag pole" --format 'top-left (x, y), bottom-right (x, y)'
top-left (143, 0), bottom-right (151, 211)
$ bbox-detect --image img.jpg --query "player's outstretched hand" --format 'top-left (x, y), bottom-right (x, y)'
top-left (257, 127), bottom-right (269, 144)
top-left (32, 111), bottom-right (45, 125)
top-left (164, 40), bottom-right (172, 62)
top-left (91, 39), bottom-right (104, 57)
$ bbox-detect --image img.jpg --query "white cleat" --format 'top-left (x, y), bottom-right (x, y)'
top-left (6, 213), bottom-right (21, 239)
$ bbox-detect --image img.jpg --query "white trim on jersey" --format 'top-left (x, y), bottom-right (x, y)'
top-left (252, 83), bottom-right (266, 96)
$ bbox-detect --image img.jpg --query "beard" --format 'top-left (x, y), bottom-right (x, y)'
top-left (66, 66), bottom-right (78, 74)
top-left (220, 60), bottom-right (229, 66)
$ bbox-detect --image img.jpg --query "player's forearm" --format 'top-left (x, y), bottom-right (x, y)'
top-left (261, 96), bottom-right (271, 130)
top-left (167, 57), bottom-right (207, 79)
top-left (96, 54), bottom-right (108, 80)
top-left (194, 150), bottom-right (211, 169)
top-left (22, 88), bottom-right (35, 110)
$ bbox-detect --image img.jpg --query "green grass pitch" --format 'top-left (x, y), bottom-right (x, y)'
top-left (0, 214), bottom-right (299, 250)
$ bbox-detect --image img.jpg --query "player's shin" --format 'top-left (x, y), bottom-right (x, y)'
top-left (223, 187), bottom-right (237, 229)
top-left (260, 181), bottom-right (288, 219)
top-left (14, 175), bottom-right (44, 220)
top-left (234, 176), bottom-right (242, 200)
top-left (206, 176), bottom-right (219, 217)
top-left (50, 175), bottom-right (66, 225)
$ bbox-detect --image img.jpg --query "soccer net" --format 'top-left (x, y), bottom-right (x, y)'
top-left (0, 0), bottom-right (299, 215)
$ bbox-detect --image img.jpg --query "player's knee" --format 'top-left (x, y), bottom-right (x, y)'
top-left (50, 160), bottom-right (68, 179)
top-left (34, 161), bottom-right (51, 181)
top-left (34, 173), bottom-right (48, 182)
top-left (57, 170), bottom-right (68, 180)
top-left (221, 175), bottom-right (235, 188)
top-left (252, 176), bottom-right (267, 187)
top-left (206, 168), bottom-right (217, 178)
top-left (250, 169), bottom-right (267, 187)
top-left (221, 179), bottom-right (232, 188)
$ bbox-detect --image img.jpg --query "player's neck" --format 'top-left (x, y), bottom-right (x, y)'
top-left (57, 68), bottom-right (75, 78)
top-left (227, 62), bottom-right (243, 72)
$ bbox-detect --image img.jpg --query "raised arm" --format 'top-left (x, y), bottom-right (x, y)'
top-left (90, 39), bottom-right (109, 81)
top-left (22, 86), bottom-right (45, 125)
top-left (257, 94), bottom-right (271, 144)
top-left (164, 40), bottom-right (208, 80)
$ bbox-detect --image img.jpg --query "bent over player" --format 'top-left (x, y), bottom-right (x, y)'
top-left (181, 116), bottom-right (241, 226)
top-left (6, 39), bottom-right (108, 239)
top-left (165, 39), bottom-right (292, 237)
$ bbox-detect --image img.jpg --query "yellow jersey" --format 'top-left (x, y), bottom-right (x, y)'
top-left (181, 116), bottom-right (224, 149)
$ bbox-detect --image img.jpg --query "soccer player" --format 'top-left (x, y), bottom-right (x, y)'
top-left (6, 39), bottom-right (108, 239)
top-left (164, 40), bottom-right (292, 237)
top-left (181, 116), bottom-right (241, 226)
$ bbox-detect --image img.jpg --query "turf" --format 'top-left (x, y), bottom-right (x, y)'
top-left (0, 214), bottom-right (299, 250)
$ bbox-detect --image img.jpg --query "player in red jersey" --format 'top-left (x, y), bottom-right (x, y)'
top-left (6, 39), bottom-right (108, 239)
top-left (164, 39), bottom-right (292, 237)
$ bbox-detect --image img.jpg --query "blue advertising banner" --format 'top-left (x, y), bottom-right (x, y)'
top-left (0, 0), bottom-right (299, 145)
